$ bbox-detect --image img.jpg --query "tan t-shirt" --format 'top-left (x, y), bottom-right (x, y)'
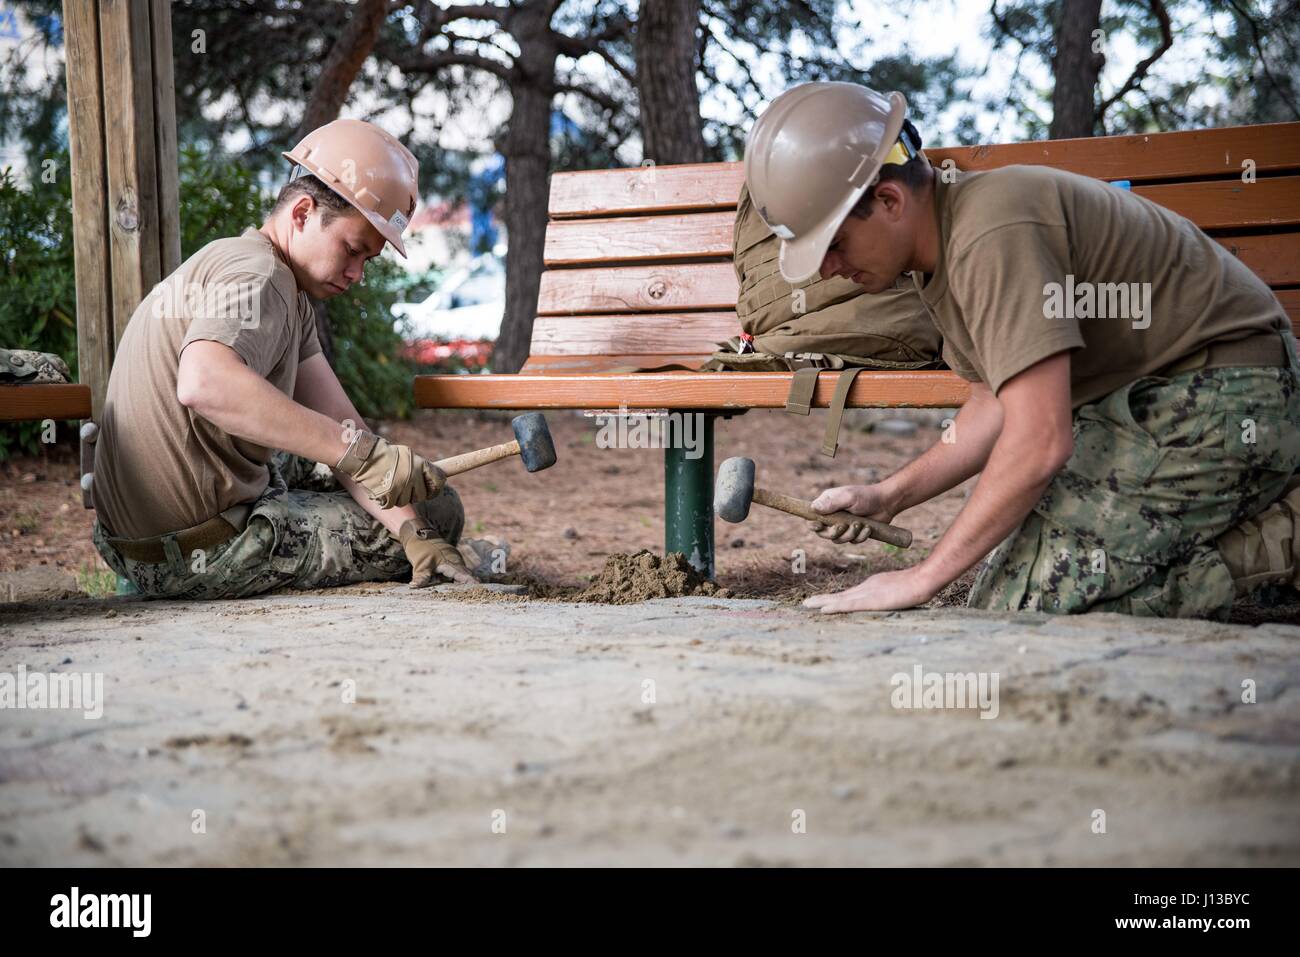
top-left (93, 228), bottom-right (322, 539)
top-left (915, 166), bottom-right (1288, 407)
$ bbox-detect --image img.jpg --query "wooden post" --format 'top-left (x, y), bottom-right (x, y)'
top-left (63, 0), bottom-right (113, 422)
top-left (150, 0), bottom-right (182, 277)
top-left (62, 0), bottom-right (181, 508)
top-left (99, 0), bottom-right (162, 344)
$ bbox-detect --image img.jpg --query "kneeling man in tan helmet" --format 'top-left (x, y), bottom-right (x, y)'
top-left (744, 82), bottom-right (1300, 618)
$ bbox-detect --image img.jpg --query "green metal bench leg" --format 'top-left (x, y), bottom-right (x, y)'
top-left (664, 413), bottom-right (715, 578)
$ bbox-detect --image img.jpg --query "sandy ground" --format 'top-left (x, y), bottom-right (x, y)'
top-left (3, 408), bottom-right (1299, 865)
top-left (2, 592), bottom-right (1298, 866)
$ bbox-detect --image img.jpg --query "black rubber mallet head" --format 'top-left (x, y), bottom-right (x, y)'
top-left (714, 456), bottom-right (912, 548)
top-left (512, 412), bottom-right (557, 473)
top-left (433, 413), bottom-right (557, 477)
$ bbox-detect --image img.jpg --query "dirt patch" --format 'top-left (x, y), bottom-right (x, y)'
top-left (572, 550), bottom-right (732, 604)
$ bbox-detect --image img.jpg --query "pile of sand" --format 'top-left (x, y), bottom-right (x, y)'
top-left (572, 550), bottom-right (731, 604)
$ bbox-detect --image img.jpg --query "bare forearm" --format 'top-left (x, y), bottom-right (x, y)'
top-left (185, 366), bottom-right (352, 465)
top-left (181, 345), bottom-right (425, 537)
top-left (879, 391), bottom-right (1004, 514)
top-left (915, 425), bottom-right (1063, 588)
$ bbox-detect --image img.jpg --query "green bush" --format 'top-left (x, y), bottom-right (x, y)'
top-left (0, 159), bottom-right (77, 459)
top-left (178, 146), bottom-right (273, 259)
top-left (326, 255), bottom-right (420, 423)
top-left (1, 146), bottom-right (419, 460)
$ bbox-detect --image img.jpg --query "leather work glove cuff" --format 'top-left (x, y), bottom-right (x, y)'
top-left (398, 517), bottom-right (435, 548)
top-left (337, 432), bottom-right (446, 509)
top-left (335, 430), bottom-right (380, 474)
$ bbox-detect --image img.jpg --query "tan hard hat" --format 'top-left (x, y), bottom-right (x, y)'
top-left (744, 82), bottom-right (913, 283)
top-left (282, 118), bottom-right (420, 258)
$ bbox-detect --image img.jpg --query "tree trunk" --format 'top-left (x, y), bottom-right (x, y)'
top-left (294, 0), bottom-right (386, 373)
top-left (493, 6), bottom-right (557, 374)
top-left (1049, 0), bottom-right (1105, 138)
top-left (292, 0), bottom-right (389, 142)
top-left (635, 0), bottom-right (706, 164)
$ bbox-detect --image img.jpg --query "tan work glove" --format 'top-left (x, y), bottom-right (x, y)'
top-left (808, 484), bottom-right (896, 545)
top-left (335, 430), bottom-right (446, 509)
top-left (399, 519), bottom-right (478, 588)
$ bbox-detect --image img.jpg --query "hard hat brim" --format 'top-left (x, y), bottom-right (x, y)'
top-left (363, 210), bottom-right (409, 259)
top-left (772, 92), bottom-right (907, 284)
top-left (776, 182), bottom-right (871, 285)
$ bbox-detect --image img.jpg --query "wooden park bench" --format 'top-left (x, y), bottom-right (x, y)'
top-left (1, 383), bottom-right (95, 505)
top-left (0, 384), bottom-right (93, 423)
top-left (415, 121), bottom-right (1300, 576)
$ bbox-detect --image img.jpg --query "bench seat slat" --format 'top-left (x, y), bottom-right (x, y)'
top-left (416, 369), bottom-right (973, 411)
top-left (0, 383), bottom-right (93, 422)
top-left (548, 123), bottom-right (1300, 218)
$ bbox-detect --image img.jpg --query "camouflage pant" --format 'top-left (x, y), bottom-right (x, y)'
top-left (93, 451), bottom-right (465, 600)
top-left (969, 352), bottom-right (1300, 619)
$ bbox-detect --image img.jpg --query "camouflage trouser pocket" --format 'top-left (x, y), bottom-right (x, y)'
top-left (1220, 411), bottom-right (1300, 474)
top-left (1034, 470), bottom-right (1186, 565)
top-left (253, 501), bottom-right (323, 581)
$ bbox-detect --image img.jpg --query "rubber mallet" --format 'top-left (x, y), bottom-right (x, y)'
top-left (432, 412), bottom-right (557, 477)
top-left (714, 456), bottom-right (912, 548)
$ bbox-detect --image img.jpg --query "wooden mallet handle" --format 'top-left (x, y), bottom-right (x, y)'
top-left (752, 487), bottom-right (913, 548)
top-left (433, 440), bottom-right (521, 477)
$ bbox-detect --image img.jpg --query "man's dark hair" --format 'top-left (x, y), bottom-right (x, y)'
top-left (847, 119), bottom-right (931, 220)
top-left (271, 173), bottom-right (355, 226)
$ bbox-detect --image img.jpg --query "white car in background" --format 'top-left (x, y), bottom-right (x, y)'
top-left (391, 254), bottom-right (505, 342)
